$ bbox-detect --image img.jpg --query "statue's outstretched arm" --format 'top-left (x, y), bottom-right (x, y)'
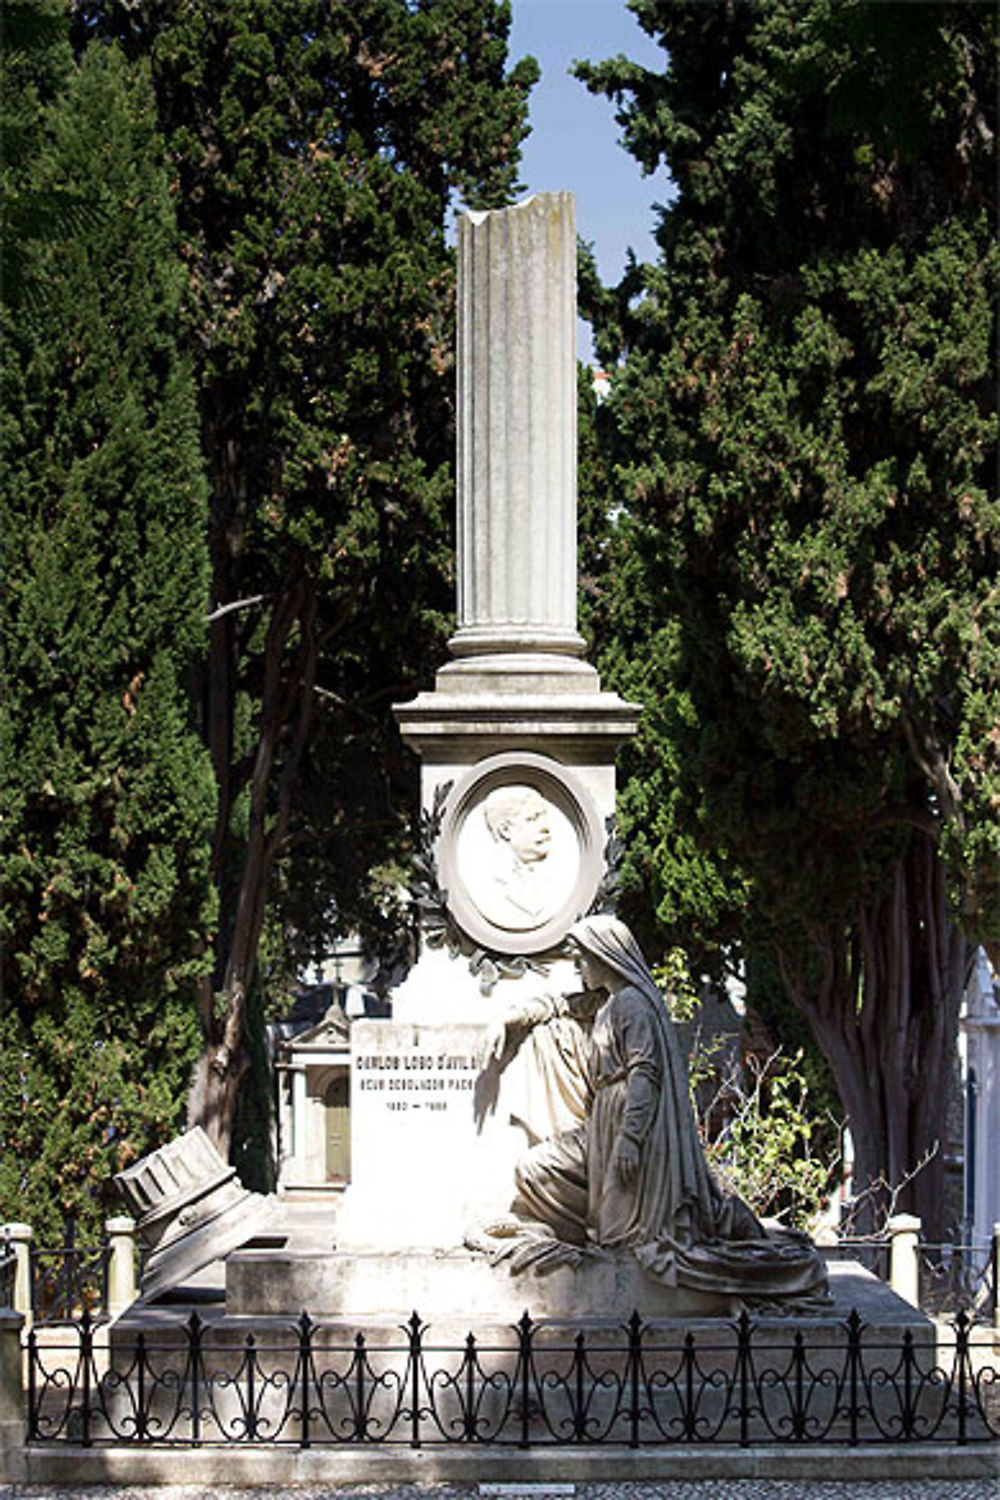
top-left (480, 990), bottom-right (565, 1066)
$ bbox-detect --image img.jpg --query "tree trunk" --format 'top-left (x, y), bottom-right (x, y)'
top-left (188, 569), bottom-right (318, 1156)
top-left (779, 831), bottom-right (968, 1242)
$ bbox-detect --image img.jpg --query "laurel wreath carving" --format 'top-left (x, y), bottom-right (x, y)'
top-left (409, 785), bottom-right (621, 995)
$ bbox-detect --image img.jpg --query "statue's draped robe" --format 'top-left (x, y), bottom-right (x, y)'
top-left (515, 920), bottom-right (828, 1304)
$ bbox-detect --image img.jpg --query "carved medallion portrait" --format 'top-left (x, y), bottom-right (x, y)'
top-left (436, 753), bottom-right (604, 955)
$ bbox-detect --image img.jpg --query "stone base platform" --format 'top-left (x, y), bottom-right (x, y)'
top-left (113, 1256), bottom-right (933, 1349)
top-left (88, 1260), bottom-right (970, 1480)
top-left (108, 1258), bottom-right (938, 1413)
top-left (225, 1241), bottom-right (737, 1321)
top-left (219, 1241), bottom-right (929, 1339)
top-left (13, 1441), bottom-right (1000, 1487)
top-left (123, 1191), bottom-right (931, 1346)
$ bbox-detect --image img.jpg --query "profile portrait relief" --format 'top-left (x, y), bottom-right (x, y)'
top-left (475, 785), bottom-right (556, 929)
top-left (457, 780), bottom-right (579, 934)
top-left (437, 753), bottom-right (605, 955)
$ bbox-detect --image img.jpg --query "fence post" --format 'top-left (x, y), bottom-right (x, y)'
top-left (105, 1215), bottom-right (137, 1319)
top-left (888, 1213), bottom-right (921, 1307)
top-left (993, 1222), bottom-right (1000, 1339)
top-left (0, 1308), bottom-right (25, 1482)
top-left (0, 1225), bottom-right (33, 1334)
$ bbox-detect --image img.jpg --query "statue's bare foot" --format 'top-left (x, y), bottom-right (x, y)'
top-left (479, 1214), bottom-right (527, 1238)
top-left (464, 1214), bottom-right (555, 1260)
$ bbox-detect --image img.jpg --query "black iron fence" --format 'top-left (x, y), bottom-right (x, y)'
top-left (822, 1239), bottom-right (890, 1282)
top-left (26, 1307), bottom-right (1000, 1449)
top-left (0, 1231), bottom-right (16, 1309)
top-left (919, 1240), bottom-right (997, 1323)
top-left (29, 1221), bottom-right (110, 1324)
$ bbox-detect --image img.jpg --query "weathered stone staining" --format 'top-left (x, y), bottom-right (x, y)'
top-left (115, 1127), bottom-right (273, 1301)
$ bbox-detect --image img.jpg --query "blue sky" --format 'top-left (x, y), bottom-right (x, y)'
top-left (508, 0), bottom-right (674, 286)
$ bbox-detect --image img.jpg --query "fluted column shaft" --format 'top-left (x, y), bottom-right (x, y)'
top-left (450, 193), bottom-right (584, 660)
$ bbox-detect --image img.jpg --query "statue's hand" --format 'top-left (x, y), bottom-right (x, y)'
top-left (479, 1018), bottom-right (509, 1068)
top-left (615, 1135), bottom-right (641, 1185)
top-left (479, 995), bottom-right (555, 1067)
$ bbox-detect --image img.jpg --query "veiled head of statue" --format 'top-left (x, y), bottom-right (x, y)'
top-left (567, 915), bottom-right (657, 999)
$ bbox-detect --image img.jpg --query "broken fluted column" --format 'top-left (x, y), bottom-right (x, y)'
top-left (394, 189), bottom-right (639, 813)
top-left (450, 192), bottom-right (585, 661)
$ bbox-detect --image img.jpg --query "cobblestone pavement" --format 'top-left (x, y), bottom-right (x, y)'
top-left (2, 1480), bottom-right (998, 1499)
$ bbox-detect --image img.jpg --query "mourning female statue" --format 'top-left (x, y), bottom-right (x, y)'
top-left (471, 914), bottom-right (828, 1305)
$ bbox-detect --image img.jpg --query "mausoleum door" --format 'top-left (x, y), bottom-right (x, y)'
top-left (324, 1072), bottom-right (351, 1182)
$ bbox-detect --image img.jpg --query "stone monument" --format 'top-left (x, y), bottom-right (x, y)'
top-left (395, 192), bottom-right (637, 942)
top-left (123, 193), bottom-right (831, 1323)
top-left (296, 191), bottom-right (824, 1318)
top-left (331, 193), bottom-right (641, 1264)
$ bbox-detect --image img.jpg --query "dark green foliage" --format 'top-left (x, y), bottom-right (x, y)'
top-left (581, 1), bottom-right (998, 1233)
top-left (1, 41), bottom-right (216, 1240)
top-left (66, 2), bottom-right (537, 1149)
top-left (0, 0), bottom-right (78, 309)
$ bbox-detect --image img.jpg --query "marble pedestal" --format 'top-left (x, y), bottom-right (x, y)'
top-left (225, 1244), bottom-right (735, 1321)
top-left (335, 1006), bottom-right (585, 1252)
top-left (223, 1251), bottom-right (928, 1343)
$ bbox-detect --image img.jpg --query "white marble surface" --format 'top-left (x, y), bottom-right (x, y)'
top-left (337, 1015), bottom-right (543, 1249)
top-left (453, 193), bottom-right (582, 661)
top-left (394, 192), bottom-right (640, 837)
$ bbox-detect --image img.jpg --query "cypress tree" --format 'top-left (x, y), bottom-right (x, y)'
top-left (1, 38), bottom-right (216, 1240)
top-left (581, 1), bottom-right (998, 1235)
top-left (70, 2), bottom-right (537, 1151)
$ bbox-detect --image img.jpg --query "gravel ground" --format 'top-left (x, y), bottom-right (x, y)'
top-left (1, 1480), bottom-right (998, 1499)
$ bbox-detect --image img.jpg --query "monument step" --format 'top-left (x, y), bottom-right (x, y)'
top-left (222, 1248), bottom-right (928, 1337)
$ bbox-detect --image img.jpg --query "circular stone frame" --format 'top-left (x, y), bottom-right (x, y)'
top-left (437, 751), bottom-right (605, 956)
